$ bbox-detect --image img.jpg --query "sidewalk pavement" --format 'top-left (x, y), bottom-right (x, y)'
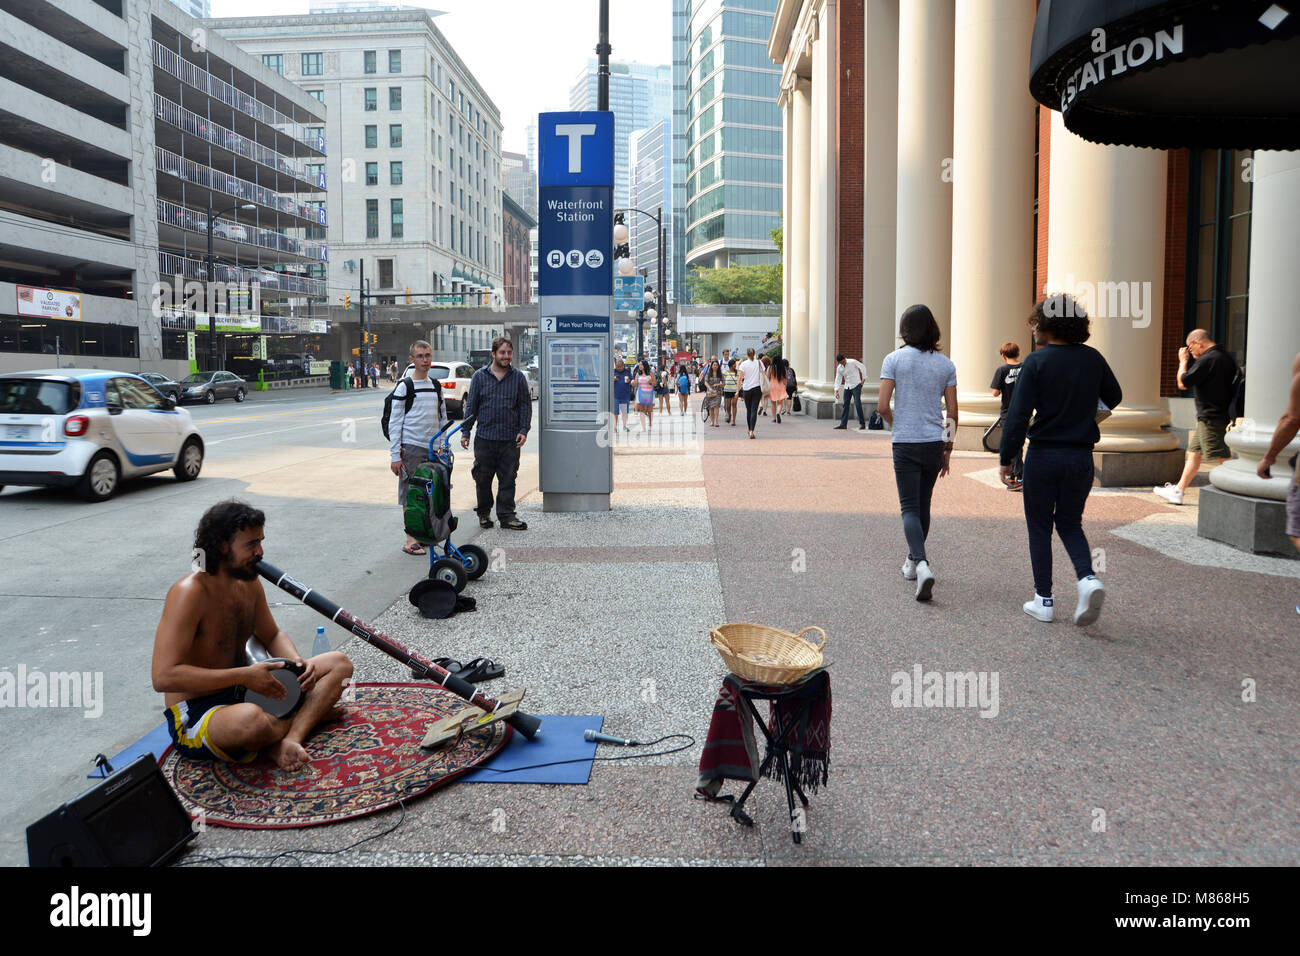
top-left (188, 405), bottom-right (1299, 866)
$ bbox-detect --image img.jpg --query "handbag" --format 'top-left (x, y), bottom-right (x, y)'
top-left (791, 395), bottom-right (802, 413)
top-left (868, 411), bottom-right (884, 430)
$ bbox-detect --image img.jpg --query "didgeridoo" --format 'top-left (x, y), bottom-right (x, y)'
top-left (255, 559), bottom-right (541, 740)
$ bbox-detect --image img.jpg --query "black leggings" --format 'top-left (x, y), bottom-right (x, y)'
top-left (742, 387), bottom-right (761, 431)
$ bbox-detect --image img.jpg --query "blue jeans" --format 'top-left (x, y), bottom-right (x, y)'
top-left (1021, 445), bottom-right (1095, 597)
top-left (840, 384), bottom-right (865, 427)
top-left (892, 441), bottom-right (945, 563)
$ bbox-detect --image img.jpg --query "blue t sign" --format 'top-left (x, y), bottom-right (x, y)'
top-left (538, 111), bottom-right (614, 297)
top-left (539, 112), bottom-right (614, 188)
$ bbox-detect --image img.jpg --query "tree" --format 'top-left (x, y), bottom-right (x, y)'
top-left (685, 223), bottom-right (785, 305)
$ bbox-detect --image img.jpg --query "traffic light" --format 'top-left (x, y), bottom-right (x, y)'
top-left (351, 347), bottom-right (360, 356)
top-left (344, 293), bottom-right (351, 309)
top-left (405, 287), bottom-right (412, 305)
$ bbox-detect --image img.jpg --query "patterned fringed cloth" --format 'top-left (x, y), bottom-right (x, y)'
top-left (696, 669), bottom-right (831, 800)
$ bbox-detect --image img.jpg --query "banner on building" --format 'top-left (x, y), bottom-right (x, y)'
top-left (17, 285), bottom-right (82, 321)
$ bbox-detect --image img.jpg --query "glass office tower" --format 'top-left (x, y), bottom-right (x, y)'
top-left (682, 0), bottom-right (782, 272)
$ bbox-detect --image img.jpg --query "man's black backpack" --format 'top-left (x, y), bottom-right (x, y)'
top-left (1227, 365), bottom-right (1246, 421)
top-left (381, 376), bottom-right (444, 441)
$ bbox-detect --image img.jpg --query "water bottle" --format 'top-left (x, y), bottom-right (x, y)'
top-left (312, 625), bottom-right (329, 657)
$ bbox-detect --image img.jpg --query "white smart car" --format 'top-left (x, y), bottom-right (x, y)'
top-left (0, 369), bottom-right (204, 501)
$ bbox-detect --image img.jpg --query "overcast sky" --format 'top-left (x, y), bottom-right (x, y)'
top-left (210, 0), bottom-right (673, 155)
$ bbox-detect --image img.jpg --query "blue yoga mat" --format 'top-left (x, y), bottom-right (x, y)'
top-left (88, 721), bottom-right (171, 778)
top-left (95, 715), bottom-right (605, 785)
top-left (460, 714), bottom-right (604, 784)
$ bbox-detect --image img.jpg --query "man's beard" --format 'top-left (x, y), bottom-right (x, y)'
top-left (225, 562), bottom-right (258, 581)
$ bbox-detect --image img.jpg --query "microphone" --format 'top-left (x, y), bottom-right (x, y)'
top-left (584, 729), bottom-right (637, 746)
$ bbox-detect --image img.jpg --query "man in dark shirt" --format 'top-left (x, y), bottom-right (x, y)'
top-left (990, 341), bottom-right (1024, 488)
top-left (1154, 329), bottom-right (1239, 505)
top-left (461, 336), bottom-right (532, 530)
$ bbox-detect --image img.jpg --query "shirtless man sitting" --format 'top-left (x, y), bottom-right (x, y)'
top-left (152, 499), bottom-right (354, 771)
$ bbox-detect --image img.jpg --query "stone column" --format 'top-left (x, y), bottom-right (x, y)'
top-left (1046, 112), bottom-right (1181, 484)
top-left (1201, 150), bottom-right (1300, 553)
top-left (789, 79), bottom-right (812, 386)
top-left (860, 0), bottom-right (898, 409)
top-left (949, 0), bottom-right (1036, 447)
top-left (804, 3), bottom-right (839, 408)
top-left (894, 0), bottom-right (954, 348)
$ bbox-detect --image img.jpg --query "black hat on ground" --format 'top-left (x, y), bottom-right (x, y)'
top-left (408, 578), bottom-right (458, 619)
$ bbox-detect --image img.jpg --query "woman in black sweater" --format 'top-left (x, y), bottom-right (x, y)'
top-left (999, 295), bottom-right (1122, 627)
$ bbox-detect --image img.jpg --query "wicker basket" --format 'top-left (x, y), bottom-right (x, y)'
top-left (709, 623), bottom-right (827, 684)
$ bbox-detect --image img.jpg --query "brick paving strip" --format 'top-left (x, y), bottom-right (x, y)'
top-left (191, 414), bottom-right (1299, 866)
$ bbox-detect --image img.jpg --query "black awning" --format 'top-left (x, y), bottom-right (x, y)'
top-left (1029, 0), bottom-right (1300, 149)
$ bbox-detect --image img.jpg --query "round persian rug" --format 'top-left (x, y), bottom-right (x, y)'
top-left (160, 682), bottom-right (509, 828)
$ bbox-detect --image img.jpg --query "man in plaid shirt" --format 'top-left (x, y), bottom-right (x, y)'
top-left (460, 336), bottom-right (532, 530)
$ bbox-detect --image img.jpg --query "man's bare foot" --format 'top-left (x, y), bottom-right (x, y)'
top-left (268, 738), bottom-right (310, 771)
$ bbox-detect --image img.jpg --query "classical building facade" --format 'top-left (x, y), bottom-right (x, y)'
top-left (773, 1), bottom-right (1300, 502)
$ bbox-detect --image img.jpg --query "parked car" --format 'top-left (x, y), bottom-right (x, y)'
top-left (0, 370), bottom-right (204, 502)
top-left (178, 370), bottom-right (247, 404)
top-left (401, 361), bottom-right (473, 419)
top-left (138, 372), bottom-right (182, 403)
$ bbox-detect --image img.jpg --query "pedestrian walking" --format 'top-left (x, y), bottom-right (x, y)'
top-left (738, 347), bottom-right (764, 439)
top-left (460, 336), bottom-right (532, 531)
top-left (1153, 328), bottom-right (1240, 505)
top-left (1256, 352), bottom-right (1300, 601)
top-left (991, 342), bottom-right (1025, 489)
top-left (723, 358), bottom-right (739, 425)
top-left (768, 355), bottom-right (789, 423)
top-left (758, 355), bottom-right (773, 416)
top-left (703, 359), bottom-right (724, 427)
top-left (878, 305), bottom-right (958, 602)
top-left (656, 363), bottom-right (672, 415)
top-left (834, 354), bottom-right (869, 429)
top-left (999, 295), bottom-right (1121, 626)
top-left (782, 362), bottom-right (798, 417)
top-left (677, 365), bottom-right (691, 415)
top-left (635, 360), bottom-right (657, 430)
top-left (612, 357), bottom-right (633, 432)
top-left (389, 339), bottom-right (447, 556)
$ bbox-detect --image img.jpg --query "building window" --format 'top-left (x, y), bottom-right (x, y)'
top-left (364, 50), bottom-right (377, 74)
top-left (262, 54), bottom-right (283, 75)
top-left (306, 201), bottom-right (326, 240)
top-left (388, 49), bottom-right (401, 73)
top-left (364, 125), bottom-right (377, 148)
top-left (307, 89), bottom-right (324, 103)
top-left (364, 88), bottom-right (377, 111)
top-left (1186, 149), bottom-right (1252, 365)
top-left (365, 162), bottom-right (378, 186)
top-left (366, 200), bottom-right (378, 238)
top-left (389, 87), bottom-right (402, 110)
top-left (307, 125), bottom-right (324, 143)
top-left (390, 125), bottom-right (402, 148)
top-left (301, 53), bottom-right (322, 76)
top-left (391, 199), bottom-right (404, 238)
top-left (379, 259), bottom-right (394, 287)
top-left (390, 161), bottom-right (403, 185)
top-left (450, 214), bottom-right (456, 251)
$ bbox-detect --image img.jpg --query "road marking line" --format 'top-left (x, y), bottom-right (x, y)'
top-left (207, 417), bottom-right (376, 445)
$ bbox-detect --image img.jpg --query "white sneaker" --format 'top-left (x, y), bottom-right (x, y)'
top-left (1153, 483), bottom-right (1184, 505)
top-left (901, 558), bottom-right (917, 580)
top-left (1023, 594), bottom-right (1054, 622)
top-left (1074, 575), bottom-right (1105, 626)
top-left (914, 561), bottom-right (935, 601)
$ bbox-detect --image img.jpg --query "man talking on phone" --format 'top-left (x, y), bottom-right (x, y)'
top-left (461, 336), bottom-right (532, 530)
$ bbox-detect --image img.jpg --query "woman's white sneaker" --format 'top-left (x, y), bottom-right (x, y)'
top-left (1023, 594), bottom-right (1054, 622)
top-left (1074, 575), bottom-right (1105, 626)
top-left (901, 558), bottom-right (917, 580)
top-left (914, 561), bottom-right (935, 601)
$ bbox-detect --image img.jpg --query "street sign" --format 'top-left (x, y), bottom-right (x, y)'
top-left (538, 185), bottom-right (612, 297)
top-left (613, 275), bottom-right (645, 312)
top-left (539, 112), bottom-right (615, 188)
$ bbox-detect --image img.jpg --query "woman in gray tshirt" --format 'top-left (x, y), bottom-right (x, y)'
top-left (877, 304), bottom-right (958, 602)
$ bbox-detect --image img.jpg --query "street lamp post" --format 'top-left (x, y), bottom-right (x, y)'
top-left (612, 204), bottom-right (665, 368)
top-left (206, 201), bottom-right (255, 372)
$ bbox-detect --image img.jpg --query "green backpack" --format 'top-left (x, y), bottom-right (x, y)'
top-left (403, 460), bottom-right (456, 543)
